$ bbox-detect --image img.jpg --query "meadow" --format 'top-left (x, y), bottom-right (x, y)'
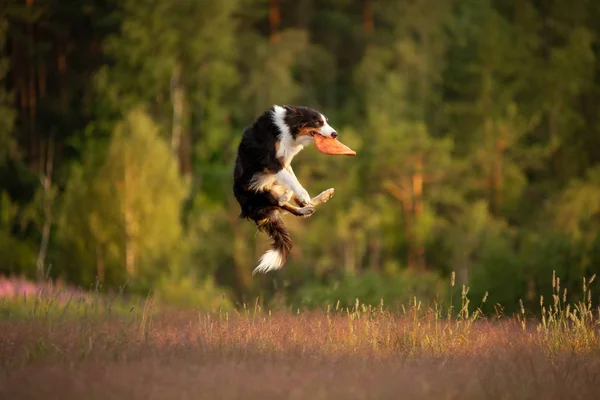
top-left (1, 273), bottom-right (599, 399)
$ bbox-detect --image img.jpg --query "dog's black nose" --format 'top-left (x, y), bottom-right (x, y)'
top-left (331, 131), bottom-right (338, 139)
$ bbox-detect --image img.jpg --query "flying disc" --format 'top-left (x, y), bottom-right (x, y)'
top-left (314, 135), bottom-right (356, 156)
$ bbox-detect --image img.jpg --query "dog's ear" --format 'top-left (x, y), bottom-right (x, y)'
top-left (283, 105), bottom-right (298, 114)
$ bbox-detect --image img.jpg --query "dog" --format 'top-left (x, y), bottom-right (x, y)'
top-left (233, 105), bottom-right (338, 274)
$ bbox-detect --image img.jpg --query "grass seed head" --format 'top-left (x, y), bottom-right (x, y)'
top-left (588, 290), bottom-right (591, 304)
top-left (519, 299), bottom-right (525, 315)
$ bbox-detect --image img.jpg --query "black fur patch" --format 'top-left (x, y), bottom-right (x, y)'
top-left (233, 108), bottom-right (281, 220)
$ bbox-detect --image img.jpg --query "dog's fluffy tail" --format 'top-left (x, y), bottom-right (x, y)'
top-left (253, 213), bottom-right (292, 274)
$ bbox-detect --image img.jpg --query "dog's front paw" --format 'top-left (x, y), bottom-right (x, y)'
top-left (296, 189), bottom-right (312, 206)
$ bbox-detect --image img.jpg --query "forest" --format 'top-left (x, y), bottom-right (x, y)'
top-left (1, 0), bottom-right (600, 313)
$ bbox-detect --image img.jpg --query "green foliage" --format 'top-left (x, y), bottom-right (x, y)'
top-left (292, 269), bottom-right (445, 310)
top-left (0, 193), bottom-right (36, 276)
top-left (240, 28), bottom-right (333, 116)
top-left (155, 274), bottom-right (233, 311)
top-left (96, 0), bottom-right (240, 132)
top-left (551, 166), bottom-right (600, 242)
top-left (467, 228), bottom-right (525, 312)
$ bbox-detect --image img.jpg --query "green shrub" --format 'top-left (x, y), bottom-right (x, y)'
top-left (290, 268), bottom-right (446, 310)
top-left (154, 274), bottom-right (233, 311)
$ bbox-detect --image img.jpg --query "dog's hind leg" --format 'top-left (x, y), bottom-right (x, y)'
top-left (268, 184), bottom-right (314, 217)
top-left (269, 184), bottom-right (293, 206)
top-left (277, 188), bottom-right (335, 218)
top-left (269, 181), bottom-right (334, 218)
top-left (306, 188), bottom-right (335, 206)
top-left (290, 187), bottom-right (335, 207)
top-left (279, 202), bottom-right (315, 217)
top-left (277, 189), bottom-right (294, 206)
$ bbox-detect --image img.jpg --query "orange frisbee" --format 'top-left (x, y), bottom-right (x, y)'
top-left (314, 135), bottom-right (356, 156)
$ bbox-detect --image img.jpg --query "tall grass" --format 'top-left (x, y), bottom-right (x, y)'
top-left (1, 272), bottom-right (599, 399)
top-left (533, 272), bottom-right (599, 354)
top-left (1, 270), bottom-right (598, 362)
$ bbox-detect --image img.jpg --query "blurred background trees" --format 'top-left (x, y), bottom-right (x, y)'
top-left (1, 0), bottom-right (600, 312)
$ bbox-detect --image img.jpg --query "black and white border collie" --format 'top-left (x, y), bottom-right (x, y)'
top-left (233, 105), bottom-right (338, 274)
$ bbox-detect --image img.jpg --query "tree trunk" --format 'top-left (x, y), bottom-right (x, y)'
top-left (12, 33), bottom-right (27, 111)
top-left (36, 136), bottom-right (54, 281)
top-left (368, 236), bottom-right (381, 272)
top-left (124, 209), bottom-right (137, 276)
top-left (344, 239), bottom-right (356, 274)
top-left (384, 178), bottom-right (415, 271)
top-left (123, 154), bottom-right (138, 276)
top-left (399, 176), bottom-right (415, 271)
top-left (179, 124), bottom-right (192, 176)
top-left (124, 215), bottom-right (137, 276)
top-left (481, 68), bottom-right (500, 215)
top-left (170, 63), bottom-right (192, 176)
top-left (363, 0), bottom-right (373, 35)
top-left (38, 63), bottom-right (46, 100)
top-left (96, 244), bottom-right (105, 283)
top-left (232, 222), bottom-right (254, 301)
top-left (170, 64), bottom-right (183, 156)
top-left (412, 153), bottom-right (425, 270)
top-left (57, 43), bottom-right (67, 112)
top-left (269, 0), bottom-right (281, 43)
top-left (492, 138), bottom-right (504, 214)
top-left (27, 0), bottom-right (38, 168)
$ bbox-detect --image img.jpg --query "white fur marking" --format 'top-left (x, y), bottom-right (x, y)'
top-left (275, 169), bottom-right (310, 204)
top-left (319, 113), bottom-right (336, 137)
top-left (253, 249), bottom-right (285, 274)
top-left (277, 189), bottom-right (293, 206)
top-left (249, 172), bottom-right (276, 192)
top-left (272, 105), bottom-right (305, 167)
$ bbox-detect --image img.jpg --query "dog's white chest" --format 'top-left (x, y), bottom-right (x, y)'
top-left (280, 144), bottom-right (304, 167)
top-left (277, 136), bottom-right (306, 167)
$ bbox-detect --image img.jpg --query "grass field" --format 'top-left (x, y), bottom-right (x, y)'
top-left (1, 275), bottom-right (600, 399)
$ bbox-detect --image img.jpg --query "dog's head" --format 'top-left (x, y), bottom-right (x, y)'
top-left (273, 105), bottom-right (337, 147)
